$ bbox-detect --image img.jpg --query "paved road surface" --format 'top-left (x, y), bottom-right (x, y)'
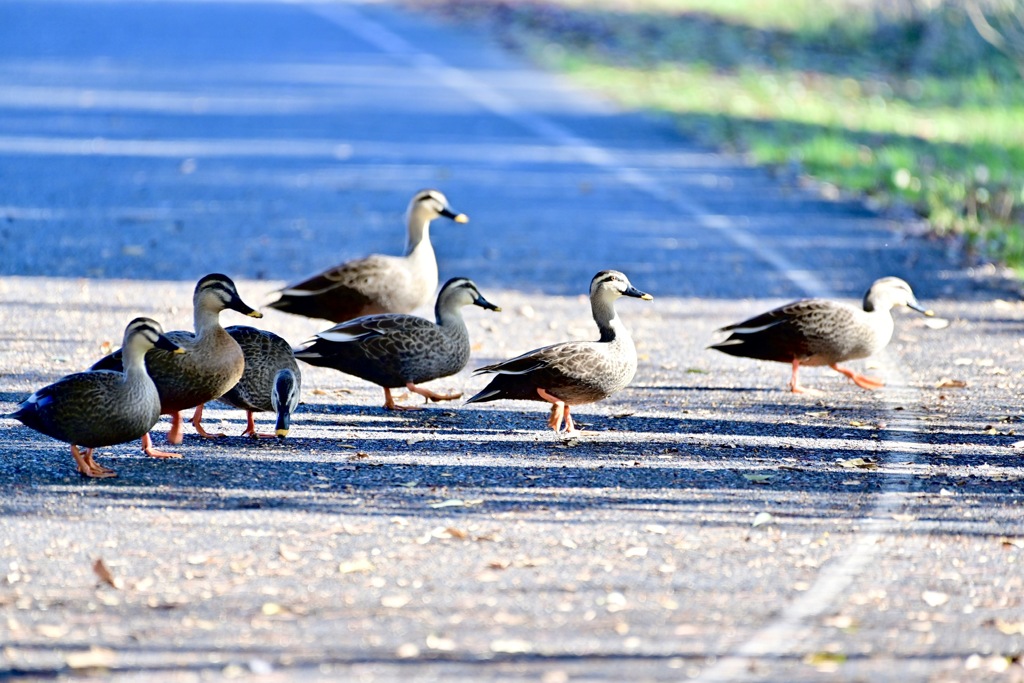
top-left (1, 1), bottom-right (1022, 681)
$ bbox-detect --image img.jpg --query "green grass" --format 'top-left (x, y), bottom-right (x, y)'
top-left (414, 0), bottom-right (1024, 268)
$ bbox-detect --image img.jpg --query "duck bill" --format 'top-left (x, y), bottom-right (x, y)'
top-left (625, 285), bottom-right (653, 301)
top-left (275, 411), bottom-right (291, 439)
top-left (230, 295), bottom-right (264, 319)
top-left (156, 334), bottom-right (186, 354)
top-left (908, 301), bottom-right (934, 316)
top-left (440, 207), bottom-right (469, 223)
top-left (474, 295), bottom-right (501, 312)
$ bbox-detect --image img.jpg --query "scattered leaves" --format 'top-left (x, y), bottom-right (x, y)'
top-left (836, 457), bottom-right (879, 470)
top-left (92, 558), bottom-right (121, 589)
top-left (429, 498), bottom-right (482, 509)
top-left (338, 558), bottom-right (375, 574)
top-left (278, 546), bottom-right (301, 562)
top-left (66, 647), bottom-right (116, 670)
top-left (490, 639), bottom-right (533, 654)
top-left (993, 619), bottom-right (1024, 635)
top-left (381, 594), bottom-right (411, 609)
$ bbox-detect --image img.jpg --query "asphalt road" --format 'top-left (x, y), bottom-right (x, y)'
top-left (1, 1), bottom-right (1022, 682)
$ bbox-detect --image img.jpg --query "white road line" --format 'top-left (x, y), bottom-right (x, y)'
top-left (310, 2), bottom-right (925, 678)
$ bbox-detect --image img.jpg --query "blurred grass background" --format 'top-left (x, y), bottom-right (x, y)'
top-left (409, 0), bottom-right (1024, 271)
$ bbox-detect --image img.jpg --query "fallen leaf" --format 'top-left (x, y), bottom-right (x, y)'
top-left (836, 457), bottom-right (879, 470)
top-left (338, 558), bottom-right (375, 574)
top-left (36, 623), bottom-right (69, 638)
top-left (92, 558), bottom-right (121, 589)
top-left (395, 643), bottom-right (420, 659)
top-left (381, 594), bottom-right (411, 609)
top-left (624, 546), bottom-right (648, 558)
top-left (934, 378), bottom-right (967, 389)
top-left (994, 619), bottom-right (1024, 635)
top-left (429, 498), bottom-right (482, 509)
top-left (490, 638), bottom-right (533, 654)
top-left (261, 602), bottom-right (285, 616)
top-left (426, 634), bottom-right (455, 651)
top-left (66, 647), bottom-right (116, 670)
top-left (742, 473), bottom-right (773, 484)
top-left (922, 590), bottom-right (949, 607)
top-left (278, 546), bottom-right (301, 562)
top-left (752, 512), bottom-right (775, 527)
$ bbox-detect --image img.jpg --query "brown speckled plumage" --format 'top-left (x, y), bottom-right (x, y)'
top-left (710, 276), bottom-right (932, 393)
top-left (267, 190), bottom-right (469, 323)
top-left (295, 277), bottom-right (499, 409)
top-left (90, 274), bottom-right (263, 453)
top-left (8, 318), bottom-right (182, 478)
top-left (467, 270), bottom-right (652, 433)
top-left (220, 326), bottom-right (301, 437)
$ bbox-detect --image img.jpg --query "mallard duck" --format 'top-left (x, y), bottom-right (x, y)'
top-left (466, 270), bottom-right (652, 433)
top-left (220, 326), bottom-right (302, 438)
top-left (295, 277), bottom-right (500, 410)
top-left (709, 276), bottom-right (933, 393)
top-left (7, 318), bottom-right (183, 478)
top-left (267, 189), bottom-right (469, 322)
top-left (91, 274), bottom-right (262, 457)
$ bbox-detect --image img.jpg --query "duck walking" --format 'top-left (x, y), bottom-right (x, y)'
top-left (709, 276), bottom-right (933, 393)
top-left (7, 318), bottom-right (183, 478)
top-left (467, 270), bottom-right (652, 433)
top-left (295, 277), bottom-right (500, 410)
top-left (220, 326), bottom-right (302, 438)
top-left (267, 189), bottom-right (469, 322)
top-left (91, 274), bottom-right (263, 456)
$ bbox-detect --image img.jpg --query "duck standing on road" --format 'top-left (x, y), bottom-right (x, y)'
top-left (267, 189), bottom-right (469, 323)
top-left (295, 277), bottom-right (500, 410)
top-left (709, 276), bottom-right (933, 393)
top-left (91, 274), bottom-right (263, 457)
top-left (467, 270), bottom-right (653, 433)
top-left (220, 326), bottom-right (302, 439)
top-left (7, 318), bottom-right (183, 478)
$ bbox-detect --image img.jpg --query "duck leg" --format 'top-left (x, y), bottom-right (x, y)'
top-left (190, 404), bottom-right (227, 439)
top-left (831, 364), bottom-right (885, 390)
top-left (537, 388), bottom-right (568, 432)
top-left (405, 382), bottom-right (462, 404)
top-left (141, 432), bottom-right (182, 459)
top-left (167, 412), bottom-right (185, 445)
top-left (240, 411), bottom-right (279, 439)
top-left (562, 405), bottom-right (577, 434)
top-left (70, 445), bottom-right (117, 478)
top-left (788, 359), bottom-right (822, 395)
top-left (382, 387), bottom-right (422, 411)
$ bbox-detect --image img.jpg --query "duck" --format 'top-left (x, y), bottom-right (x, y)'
top-left (267, 189), bottom-right (469, 323)
top-left (466, 270), bottom-right (652, 433)
top-left (295, 277), bottom-right (500, 410)
top-left (7, 318), bottom-right (184, 478)
top-left (709, 276), bottom-right (933, 393)
top-left (90, 274), bottom-right (263, 457)
top-left (219, 326), bottom-right (302, 438)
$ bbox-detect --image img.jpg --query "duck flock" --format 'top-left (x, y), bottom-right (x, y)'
top-left (5, 189), bottom-right (932, 478)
